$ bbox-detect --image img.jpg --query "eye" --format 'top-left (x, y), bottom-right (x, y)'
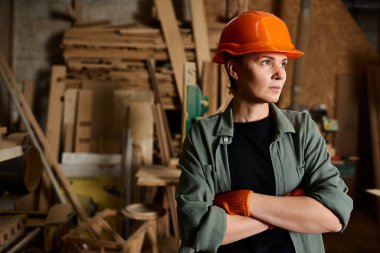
top-left (281, 61), bottom-right (288, 68)
top-left (261, 59), bottom-right (272, 66)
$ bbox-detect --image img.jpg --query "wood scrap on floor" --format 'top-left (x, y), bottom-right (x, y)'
top-left (63, 209), bottom-right (158, 253)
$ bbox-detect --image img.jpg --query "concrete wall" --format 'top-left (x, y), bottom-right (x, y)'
top-left (12, 0), bottom-right (144, 128)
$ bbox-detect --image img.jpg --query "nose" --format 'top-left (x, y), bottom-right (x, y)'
top-left (271, 64), bottom-right (286, 80)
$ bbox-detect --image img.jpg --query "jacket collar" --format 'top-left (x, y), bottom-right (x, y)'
top-left (215, 100), bottom-right (295, 137)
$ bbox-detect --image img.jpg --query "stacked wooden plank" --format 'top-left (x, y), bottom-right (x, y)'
top-left (61, 22), bottom-right (222, 110)
top-left (0, 215), bottom-right (26, 248)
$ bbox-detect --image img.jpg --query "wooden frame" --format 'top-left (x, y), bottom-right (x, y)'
top-left (63, 209), bottom-right (158, 253)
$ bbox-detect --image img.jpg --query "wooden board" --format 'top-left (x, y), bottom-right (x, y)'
top-left (0, 139), bottom-right (22, 162)
top-left (46, 66), bottom-right (66, 160)
top-left (20, 80), bottom-right (35, 132)
top-left (62, 152), bottom-right (121, 165)
top-left (202, 61), bottom-right (218, 115)
top-left (129, 102), bottom-right (154, 203)
top-left (154, 0), bottom-right (187, 101)
top-left (63, 89), bottom-right (78, 152)
top-left (190, 0), bottom-right (211, 81)
top-left (75, 90), bottom-right (93, 153)
top-left (41, 66), bottom-right (66, 211)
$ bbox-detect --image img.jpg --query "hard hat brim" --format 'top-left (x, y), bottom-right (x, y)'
top-left (212, 48), bottom-right (304, 64)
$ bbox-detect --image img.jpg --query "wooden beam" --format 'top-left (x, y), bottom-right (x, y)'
top-left (147, 59), bottom-right (174, 159)
top-left (189, 0), bottom-right (211, 81)
top-left (154, 0), bottom-right (186, 102)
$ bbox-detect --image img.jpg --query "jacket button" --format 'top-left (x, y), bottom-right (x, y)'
top-left (223, 137), bottom-right (228, 142)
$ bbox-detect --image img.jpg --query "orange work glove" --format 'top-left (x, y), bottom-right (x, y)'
top-left (286, 187), bottom-right (305, 197)
top-left (213, 190), bottom-right (253, 216)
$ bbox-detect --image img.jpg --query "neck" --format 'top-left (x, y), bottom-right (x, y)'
top-left (232, 100), bottom-right (270, 122)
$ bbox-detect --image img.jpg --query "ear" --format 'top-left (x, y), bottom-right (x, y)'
top-left (225, 59), bottom-right (239, 80)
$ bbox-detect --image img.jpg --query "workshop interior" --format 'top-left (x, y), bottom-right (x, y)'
top-left (0, 0), bottom-right (379, 252)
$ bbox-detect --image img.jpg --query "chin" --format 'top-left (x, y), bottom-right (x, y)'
top-left (269, 97), bottom-right (280, 103)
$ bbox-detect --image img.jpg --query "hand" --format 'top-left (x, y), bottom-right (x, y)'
top-left (286, 188), bottom-right (305, 197)
top-left (213, 190), bottom-right (253, 216)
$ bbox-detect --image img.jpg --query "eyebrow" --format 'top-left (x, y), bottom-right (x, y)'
top-left (257, 55), bottom-right (288, 61)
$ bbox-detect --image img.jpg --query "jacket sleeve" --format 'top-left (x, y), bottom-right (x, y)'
top-left (302, 115), bottom-right (353, 231)
top-left (176, 133), bottom-right (226, 252)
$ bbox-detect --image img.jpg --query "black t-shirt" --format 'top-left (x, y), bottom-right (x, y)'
top-left (217, 115), bottom-right (295, 253)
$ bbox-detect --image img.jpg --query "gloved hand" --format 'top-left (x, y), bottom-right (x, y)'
top-left (213, 189), bottom-right (253, 216)
top-left (286, 187), bottom-right (305, 197)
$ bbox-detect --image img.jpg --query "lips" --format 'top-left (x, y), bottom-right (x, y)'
top-left (269, 86), bottom-right (282, 91)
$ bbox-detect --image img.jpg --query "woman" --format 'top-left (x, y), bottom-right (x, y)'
top-left (176, 11), bottom-right (353, 253)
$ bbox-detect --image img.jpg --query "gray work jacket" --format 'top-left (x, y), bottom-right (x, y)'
top-left (176, 102), bottom-right (353, 253)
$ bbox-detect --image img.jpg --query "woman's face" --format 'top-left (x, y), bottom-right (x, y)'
top-left (230, 52), bottom-right (288, 104)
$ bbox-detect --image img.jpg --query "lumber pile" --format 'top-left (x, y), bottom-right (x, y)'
top-left (61, 22), bottom-right (221, 111)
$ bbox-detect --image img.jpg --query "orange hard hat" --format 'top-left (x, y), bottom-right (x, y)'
top-left (212, 11), bottom-right (304, 64)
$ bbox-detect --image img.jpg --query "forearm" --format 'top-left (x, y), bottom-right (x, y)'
top-left (249, 193), bottom-right (342, 233)
top-left (222, 214), bottom-right (269, 245)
